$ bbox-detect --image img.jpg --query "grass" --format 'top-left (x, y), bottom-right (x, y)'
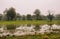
top-left (0, 20), bottom-right (60, 25)
top-left (0, 33), bottom-right (60, 39)
top-left (0, 20), bottom-right (60, 39)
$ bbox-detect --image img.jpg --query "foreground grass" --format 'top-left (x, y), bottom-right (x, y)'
top-left (0, 33), bottom-right (60, 39)
top-left (0, 20), bottom-right (60, 25)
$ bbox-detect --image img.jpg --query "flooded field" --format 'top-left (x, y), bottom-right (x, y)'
top-left (0, 24), bottom-right (60, 37)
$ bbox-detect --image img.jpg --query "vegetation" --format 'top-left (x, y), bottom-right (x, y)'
top-left (0, 7), bottom-right (60, 39)
top-left (4, 7), bottom-right (16, 21)
top-left (47, 13), bottom-right (54, 22)
top-left (0, 20), bottom-right (59, 25)
top-left (5, 24), bottom-right (16, 33)
top-left (0, 7), bottom-right (59, 21)
top-left (6, 24), bottom-right (16, 30)
top-left (34, 9), bottom-right (42, 20)
top-left (0, 7), bottom-right (59, 25)
top-left (0, 33), bottom-right (60, 39)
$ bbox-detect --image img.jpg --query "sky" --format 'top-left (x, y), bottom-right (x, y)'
top-left (0, 0), bottom-right (60, 16)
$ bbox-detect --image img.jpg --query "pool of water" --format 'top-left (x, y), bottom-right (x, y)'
top-left (0, 24), bottom-right (60, 36)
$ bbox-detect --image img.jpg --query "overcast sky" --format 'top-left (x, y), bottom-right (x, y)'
top-left (0, 0), bottom-right (60, 15)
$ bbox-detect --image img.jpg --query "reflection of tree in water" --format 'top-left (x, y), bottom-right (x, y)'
top-left (27, 24), bottom-right (31, 27)
top-left (34, 24), bottom-right (41, 35)
top-left (6, 24), bottom-right (16, 33)
top-left (48, 24), bottom-right (52, 30)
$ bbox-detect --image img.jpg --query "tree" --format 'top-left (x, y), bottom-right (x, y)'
top-left (26, 14), bottom-right (32, 20)
top-left (16, 13), bottom-right (21, 20)
top-left (6, 7), bottom-right (16, 20)
top-left (47, 11), bottom-right (54, 22)
top-left (34, 9), bottom-right (41, 20)
top-left (22, 15), bottom-right (26, 20)
top-left (3, 8), bottom-right (8, 20)
top-left (34, 9), bottom-right (40, 15)
top-left (0, 14), bottom-right (3, 20)
top-left (41, 15), bottom-right (47, 20)
top-left (55, 14), bottom-right (60, 20)
top-left (32, 15), bottom-right (36, 20)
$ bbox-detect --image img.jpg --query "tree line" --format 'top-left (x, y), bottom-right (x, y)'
top-left (0, 7), bottom-right (60, 21)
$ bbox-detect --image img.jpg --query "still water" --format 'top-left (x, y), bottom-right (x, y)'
top-left (0, 24), bottom-right (60, 36)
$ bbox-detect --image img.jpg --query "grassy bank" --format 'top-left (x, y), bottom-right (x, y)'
top-left (0, 20), bottom-right (60, 25)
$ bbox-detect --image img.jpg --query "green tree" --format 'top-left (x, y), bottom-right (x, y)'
top-left (6, 7), bottom-right (16, 20)
top-left (34, 9), bottom-right (41, 20)
top-left (55, 14), bottom-right (60, 20)
top-left (32, 15), bottom-right (36, 20)
top-left (22, 15), bottom-right (26, 20)
top-left (41, 15), bottom-right (47, 20)
top-left (0, 14), bottom-right (3, 20)
top-left (26, 14), bottom-right (32, 20)
top-left (16, 13), bottom-right (21, 20)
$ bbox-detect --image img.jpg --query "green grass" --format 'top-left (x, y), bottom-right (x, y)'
top-left (0, 33), bottom-right (60, 39)
top-left (0, 20), bottom-right (60, 39)
top-left (0, 20), bottom-right (60, 25)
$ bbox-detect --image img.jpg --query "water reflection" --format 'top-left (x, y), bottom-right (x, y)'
top-left (0, 24), bottom-right (60, 36)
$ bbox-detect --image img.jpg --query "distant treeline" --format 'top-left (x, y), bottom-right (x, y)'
top-left (0, 7), bottom-right (60, 21)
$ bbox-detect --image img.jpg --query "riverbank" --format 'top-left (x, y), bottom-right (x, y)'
top-left (0, 20), bottom-right (60, 25)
